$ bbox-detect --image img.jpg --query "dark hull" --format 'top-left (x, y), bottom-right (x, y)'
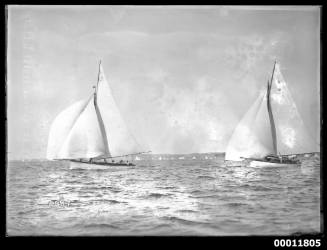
top-left (245, 156), bottom-right (300, 165)
top-left (70, 160), bottom-right (135, 166)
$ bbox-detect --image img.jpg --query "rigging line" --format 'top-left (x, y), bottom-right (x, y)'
top-left (98, 151), bottom-right (152, 160)
top-left (281, 152), bottom-right (320, 156)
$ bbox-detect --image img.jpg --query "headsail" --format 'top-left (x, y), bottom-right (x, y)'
top-left (269, 62), bottom-right (317, 154)
top-left (47, 94), bottom-right (110, 160)
top-left (57, 95), bottom-right (110, 159)
top-left (225, 89), bottom-right (275, 161)
top-left (46, 97), bottom-right (91, 160)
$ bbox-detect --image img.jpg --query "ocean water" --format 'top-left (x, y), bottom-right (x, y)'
top-left (6, 155), bottom-right (321, 236)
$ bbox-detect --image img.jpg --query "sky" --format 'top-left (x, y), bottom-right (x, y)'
top-left (7, 5), bottom-right (320, 160)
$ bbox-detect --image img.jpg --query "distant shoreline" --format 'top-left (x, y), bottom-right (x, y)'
top-left (7, 151), bottom-right (321, 162)
top-left (7, 152), bottom-right (226, 162)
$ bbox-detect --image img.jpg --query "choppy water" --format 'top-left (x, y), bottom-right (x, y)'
top-left (7, 156), bottom-right (321, 236)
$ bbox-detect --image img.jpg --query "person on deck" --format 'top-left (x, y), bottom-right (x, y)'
top-left (278, 154), bottom-right (282, 163)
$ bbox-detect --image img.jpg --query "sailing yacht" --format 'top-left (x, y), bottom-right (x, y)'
top-left (46, 61), bottom-right (149, 169)
top-left (225, 61), bottom-right (318, 167)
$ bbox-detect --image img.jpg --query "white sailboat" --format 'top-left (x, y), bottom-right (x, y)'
top-left (135, 156), bottom-right (141, 161)
top-left (225, 61), bottom-right (318, 167)
top-left (46, 61), bottom-right (149, 169)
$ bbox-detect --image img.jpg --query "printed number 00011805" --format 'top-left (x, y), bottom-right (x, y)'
top-left (274, 239), bottom-right (321, 247)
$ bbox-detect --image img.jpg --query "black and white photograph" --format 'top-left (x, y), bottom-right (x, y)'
top-left (6, 5), bottom-right (321, 237)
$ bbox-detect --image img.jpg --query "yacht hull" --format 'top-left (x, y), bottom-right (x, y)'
top-left (249, 160), bottom-right (298, 168)
top-left (224, 160), bottom-right (298, 168)
top-left (69, 160), bottom-right (135, 170)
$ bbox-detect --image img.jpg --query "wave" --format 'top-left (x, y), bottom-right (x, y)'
top-left (290, 231), bottom-right (320, 236)
top-left (155, 186), bottom-right (176, 190)
top-left (31, 184), bottom-right (48, 189)
top-left (16, 210), bottom-right (36, 216)
top-left (197, 175), bottom-right (216, 180)
top-left (83, 186), bottom-right (122, 192)
top-left (190, 190), bottom-right (204, 195)
top-left (190, 194), bottom-right (220, 199)
top-left (151, 223), bottom-right (174, 230)
top-left (162, 216), bottom-right (209, 226)
top-left (82, 223), bottom-right (120, 230)
top-left (7, 158), bottom-right (320, 236)
top-left (91, 199), bottom-right (128, 204)
top-left (226, 202), bottom-right (249, 208)
top-left (253, 186), bottom-right (273, 191)
top-left (176, 209), bottom-right (197, 213)
top-left (107, 199), bottom-right (127, 204)
top-left (136, 164), bottom-right (153, 168)
top-left (146, 193), bottom-right (173, 199)
top-left (65, 180), bottom-right (83, 184)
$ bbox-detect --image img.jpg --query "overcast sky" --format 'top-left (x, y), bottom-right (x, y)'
top-left (7, 5), bottom-right (320, 160)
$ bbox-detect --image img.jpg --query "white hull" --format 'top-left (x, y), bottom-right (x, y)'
top-left (69, 161), bottom-right (135, 170)
top-left (248, 160), bottom-right (297, 168)
top-left (224, 160), bottom-right (298, 168)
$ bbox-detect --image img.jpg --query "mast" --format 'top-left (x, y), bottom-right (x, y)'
top-left (267, 60), bottom-right (278, 155)
top-left (95, 60), bottom-right (102, 92)
top-left (93, 60), bottom-right (111, 158)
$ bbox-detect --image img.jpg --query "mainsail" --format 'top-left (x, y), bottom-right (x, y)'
top-left (96, 64), bottom-right (141, 157)
top-left (269, 63), bottom-right (317, 155)
top-left (46, 62), bottom-right (142, 160)
top-left (225, 61), bottom-right (316, 161)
